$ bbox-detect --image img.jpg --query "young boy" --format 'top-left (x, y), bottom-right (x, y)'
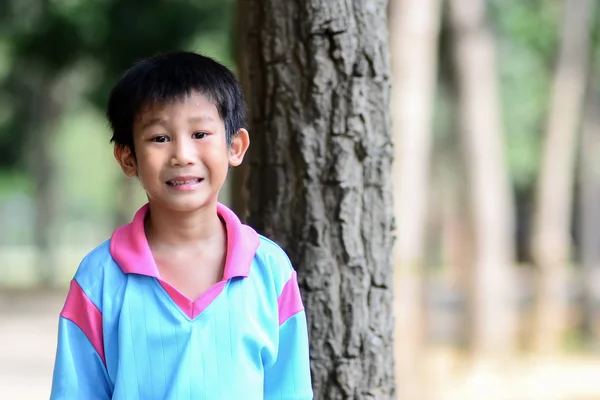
top-left (50, 51), bottom-right (313, 399)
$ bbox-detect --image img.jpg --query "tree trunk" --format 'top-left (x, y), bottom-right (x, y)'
top-left (578, 73), bottom-right (600, 348)
top-left (23, 74), bottom-right (65, 287)
top-left (448, 0), bottom-right (517, 359)
top-left (230, 0), bottom-right (252, 219)
top-left (388, 0), bottom-right (440, 398)
top-left (19, 63), bottom-right (86, 286)
top-left (438, 152), bottom-right (474, 348)
top-left (531, 0), bottom-right (596, 354)
top-left (241, 1), bottom-right (395, 398)
top-left (30, 120), bottom-right (59, 286)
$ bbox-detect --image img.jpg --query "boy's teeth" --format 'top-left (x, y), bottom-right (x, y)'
top-left (169, 179), bottom-right (199, 186)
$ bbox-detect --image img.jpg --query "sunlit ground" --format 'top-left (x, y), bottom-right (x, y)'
top-left (0, 289), bottom-right (63, 399)
top-left (421, 348), bottom-right (600, 400)
top-left (1, 252), bottom-right (600, 399)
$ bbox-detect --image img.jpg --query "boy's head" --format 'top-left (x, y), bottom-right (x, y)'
top-left (107, 51), bottom-right (246, 155)
top-left (108, 51), bottom-right (249, 212)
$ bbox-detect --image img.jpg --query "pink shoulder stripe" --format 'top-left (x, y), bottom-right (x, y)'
top-left (277, 271), bottom-right (304, 326)
top-left (60, 279), bottom-right (105, 365)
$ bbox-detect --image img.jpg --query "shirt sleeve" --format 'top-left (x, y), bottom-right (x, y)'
top-left (264, 271), bottom-right (313, 400)
top-left (50, 279), bottom-right (111, 399)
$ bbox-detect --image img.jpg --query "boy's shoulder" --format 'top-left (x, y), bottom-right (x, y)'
top-left (75, 240), bottom-right (111, 274)
top-left (255, 235), bottom-right (292, 266)
top-left (72, 239), bottom-right (125, 297)
top-left (252, 234), bottom-right (296, 288)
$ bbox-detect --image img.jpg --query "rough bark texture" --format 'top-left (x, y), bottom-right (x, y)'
top-left (448, 0), bottom-right (517, 358)
top-left (531, 0), bottom-right (596, 353)
top-left (389, 0), bottom-right (440, 398)
top-left (240, 1), bottom-right (395, 398)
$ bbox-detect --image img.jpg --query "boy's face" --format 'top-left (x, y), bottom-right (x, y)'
top-left (115, 91), bottom-right (249, 213)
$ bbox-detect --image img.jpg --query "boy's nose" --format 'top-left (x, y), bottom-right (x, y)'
top-left (170, 139), bottom-right (196, 166)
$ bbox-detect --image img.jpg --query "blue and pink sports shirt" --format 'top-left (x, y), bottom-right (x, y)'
top-left (50, 203), bottom-right (313, 399)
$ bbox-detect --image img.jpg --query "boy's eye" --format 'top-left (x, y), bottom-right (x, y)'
top-left (193, 132), bottom-right (207, 139)
top-left (152, 136), bottom-right (169, 143)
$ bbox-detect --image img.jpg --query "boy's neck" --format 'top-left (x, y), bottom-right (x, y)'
top-left (144, 201), bottom-right (224, 248)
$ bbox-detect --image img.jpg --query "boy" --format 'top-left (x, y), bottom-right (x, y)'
top-left (50, 51), bottom-right (313, 399)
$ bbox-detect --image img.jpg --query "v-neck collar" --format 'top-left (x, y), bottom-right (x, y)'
top-left (110, 202), bottom-right (259, 279)
top-left (109, 203), bottom-right (260, 319)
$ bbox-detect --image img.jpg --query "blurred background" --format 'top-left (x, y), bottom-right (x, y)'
top-left (1, 0), bottom-right (600, 399)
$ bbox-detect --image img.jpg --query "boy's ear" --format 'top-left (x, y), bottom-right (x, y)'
top-left (114, 144), bottom-right (137, 177)
top-left (229, 128), bottom-right (250, 167)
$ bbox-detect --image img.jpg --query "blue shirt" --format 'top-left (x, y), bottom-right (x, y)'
top-left (50, 203), bottom-right (313, 399)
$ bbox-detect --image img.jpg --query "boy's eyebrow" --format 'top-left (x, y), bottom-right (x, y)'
top-left (189, 116), bottom-right (215, 123)
top-left (141, 116), bottom-right (215, 130)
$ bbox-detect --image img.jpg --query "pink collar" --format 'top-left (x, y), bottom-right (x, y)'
top-left (109, 203), bottom-right (260, 279)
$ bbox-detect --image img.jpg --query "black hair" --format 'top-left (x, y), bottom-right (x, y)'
top-left (107, 51), bottom-right (245, 154)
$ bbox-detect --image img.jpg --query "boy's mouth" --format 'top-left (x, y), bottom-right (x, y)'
top-left (166, 177), bottom-right (203, 186)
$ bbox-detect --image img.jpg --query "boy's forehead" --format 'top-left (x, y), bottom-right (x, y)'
top-left (135, 91), bottom-right (220, 122)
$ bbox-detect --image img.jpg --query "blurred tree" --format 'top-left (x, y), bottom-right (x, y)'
top-left (229, 1), bottom-right (251, 219)
top-left (0, 1), bottom-right (88, 283)
top-left (240, 0), bottom-right (395, 397)
top-left (431, 68), bottom-right (474, 347)
top-left (487, 1), bottom-right (562, 267)
top-left (530, 0), bottom-right (596, 354)
top-left (448, 0), bottom-right (517, 359)
top-left (389, 0), bottom-right (440, 398)
top-left (84, 0), bottom-right (234, 109)
top-left (579, 69), bottom-right (600, 349)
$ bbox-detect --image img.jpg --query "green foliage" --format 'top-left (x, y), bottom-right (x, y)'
top-left (86, 0), bottom-right (234, 108)
top-left (0, 170), bottom-right (33, 200)
top-left (490, 0), bottom-right (562, 61)
top-left (489, 0), bottom-right (562, 189)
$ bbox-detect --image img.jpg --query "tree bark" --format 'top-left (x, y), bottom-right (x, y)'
top-left (448, 0), bottom-right (517, 359)
top-left (241, 1), bottom-right (395, 398)
top-left (389, 0), bottom-right (440, 398)
top-left (531, 0), bottom-right (596, 354)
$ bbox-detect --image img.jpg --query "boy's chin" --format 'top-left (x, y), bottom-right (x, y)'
top-left (148, 195), bottom-right (218, 213)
